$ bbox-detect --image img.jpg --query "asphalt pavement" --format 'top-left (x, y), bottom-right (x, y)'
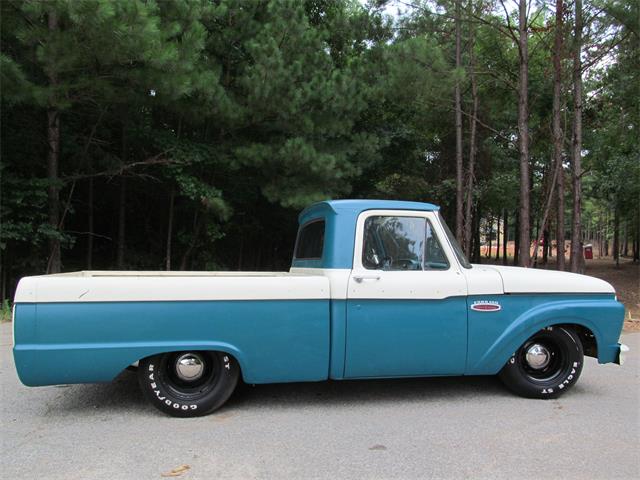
top-left (1, 322), bottom-right (638, 480)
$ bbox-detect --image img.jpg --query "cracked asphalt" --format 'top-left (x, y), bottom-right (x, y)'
top-left (1, 322), bottom-right (638, 479)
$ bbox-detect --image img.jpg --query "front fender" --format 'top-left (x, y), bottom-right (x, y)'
top-left (466, 297), bottom-right (624, 375)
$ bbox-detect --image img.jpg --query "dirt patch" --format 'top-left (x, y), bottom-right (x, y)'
top-left (584, 258), bottom-right (640, 332)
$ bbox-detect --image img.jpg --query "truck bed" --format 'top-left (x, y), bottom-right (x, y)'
top-left (13, 271), bottom-right (332, 386)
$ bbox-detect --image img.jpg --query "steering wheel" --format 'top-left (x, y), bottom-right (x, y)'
top-left (392, 258), bottom-right (419, 270)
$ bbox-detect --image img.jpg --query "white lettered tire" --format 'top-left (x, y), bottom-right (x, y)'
top-left (138, 351), bottom-right (239, 417)
top-left (498, 326), bottom-right (584, 399)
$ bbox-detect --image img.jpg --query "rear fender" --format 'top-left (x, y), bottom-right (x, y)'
top-left (14, 341), bottom-right (251, 386)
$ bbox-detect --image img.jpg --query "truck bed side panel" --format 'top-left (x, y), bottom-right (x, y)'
top-left (13, 299), bottom-right (330, 386)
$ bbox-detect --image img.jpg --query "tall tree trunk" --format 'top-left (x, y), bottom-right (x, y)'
top-left (597, 228), bottom-right (601, 257)
top-left (623, 222), bottom-right (629, 256)
top-left (613, 207), bottom-right (619, 267)
top-left (1, 249), bottom-right (6, 301)
top-left (556, 168), bottom-right (566, 269)
top-left (87, 175), bottom-right (94, 269)
top-left (473, 203), bottom-right (482, 263)
top-left (503, 209), bottom-right (509, 265)
top-left (116, 122), bottom-right (127, 269)
top-left (517, 0), bottom-right (531, 267)
top-left (634, 219), bottom-right (640, 262)
top-left (553, 0), bottom-right (566, 271)
top-left (81, 110), bottom-right (104, 271)
top-left (165, 189), bottom-right (175, 271)
top-left (542, 229), bottom-right (550, 264)
top-left (533, 216), bottom-right (540, 262)
top-left (454, 0), bottom-right (464, 245)
top-left (463, 22), bottom-right (479, 257)
top-left (116, 179), bottom-right (126, 268)
top-left (495, 210), bottom-right (501, 261)
top-left (47, 107), bottom-right (61, 273)
top-left (514, 209), bottom-right (520, 266)
top-left (237, 235), bottom-right (245, 270)
top-left (570, 0), bottom-right (584, 272)
top-left (256, 243), bottom-right (263, 270)
top-left (46, 11), bottom-right (61, 273)
top-left (487, 217), bottom-right (493, 258)
top-left (530, 153), bottom-right (561, 267)
top-left (180, 211), bottom-right (202, 271)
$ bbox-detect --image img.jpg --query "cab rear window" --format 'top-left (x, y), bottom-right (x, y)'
top-left (295, 220), bottom-right (325, 259)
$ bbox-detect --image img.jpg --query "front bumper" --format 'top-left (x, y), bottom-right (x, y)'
top-left (615, 343), bottom-right (630, 365)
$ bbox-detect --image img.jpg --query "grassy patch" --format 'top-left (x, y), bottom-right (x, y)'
top-left (1, 299), bottom-right (12, 323)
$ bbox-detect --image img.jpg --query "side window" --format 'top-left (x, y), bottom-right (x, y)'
top-left (362, 216), bottom-right (425, 270)
top-left (295, 220), bottom-right (325, 259)
top-left (424, 221), bottom-right (449, 270)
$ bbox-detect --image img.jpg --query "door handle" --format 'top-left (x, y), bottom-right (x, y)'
top-left (353, 275), bottom-right (381, 283)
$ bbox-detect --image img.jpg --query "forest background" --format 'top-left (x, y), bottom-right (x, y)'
top-left (1, 0), bottom-right (638, 306)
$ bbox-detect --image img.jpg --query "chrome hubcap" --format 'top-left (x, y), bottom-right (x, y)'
top-left (525, 344), bottom-right (551, 370)
top-left (175, 353), bottom-right (205, 381)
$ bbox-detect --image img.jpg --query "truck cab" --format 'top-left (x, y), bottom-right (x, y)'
top-left (292, 200), bottom-right (470, 378)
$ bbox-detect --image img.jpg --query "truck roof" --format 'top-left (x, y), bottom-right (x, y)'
top-left (300, 199), bottom-right (439, 220)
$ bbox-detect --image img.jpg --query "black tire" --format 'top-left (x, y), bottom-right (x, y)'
top-left (498, 326), bottom-right (583, 399)
top-left (138, 351), bottom-right (239, 417)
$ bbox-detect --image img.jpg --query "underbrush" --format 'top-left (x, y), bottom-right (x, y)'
top-left (1, 299), bottom-right (12, 322)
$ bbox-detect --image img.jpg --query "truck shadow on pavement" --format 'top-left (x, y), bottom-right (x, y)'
top-left (51, 370), bottom-right (512, 416)
top-left (49, 370), bottom-right (149, 416)
top-left (229, 375), bottom-right (512, 410)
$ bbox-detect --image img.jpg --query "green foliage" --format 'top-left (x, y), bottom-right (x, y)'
top-left (583, 0), bottom-right (639, 231)
top-left (1, 0), bottom-right (638, 297)
top-left (0, 299), bottom-right (11, 322)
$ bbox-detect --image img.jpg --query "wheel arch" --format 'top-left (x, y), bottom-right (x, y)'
top-left (559, 323), bottom-right (598, 359)
top-left (118, 342), bottom-right (249, 382)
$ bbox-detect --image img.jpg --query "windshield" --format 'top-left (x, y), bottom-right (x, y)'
top-left (438, 212), bottom-right (472, 269)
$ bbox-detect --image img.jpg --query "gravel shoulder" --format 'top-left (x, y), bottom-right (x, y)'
top-left (1, 323), bottom-right (638, 480)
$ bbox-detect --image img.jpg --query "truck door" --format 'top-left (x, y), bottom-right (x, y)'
top-left (345, 211), bottom-right (468, 377)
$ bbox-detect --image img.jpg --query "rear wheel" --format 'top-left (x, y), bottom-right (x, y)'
top-left (499, 326), bottom-right (583, 399)
top-left (138, 351), bottom-right (239, 417)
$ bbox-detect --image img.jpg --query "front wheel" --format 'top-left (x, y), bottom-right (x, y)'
top-left (499, 326), bottom-right (583, 399)
top-left (138, 351), bottom-right (239, 417)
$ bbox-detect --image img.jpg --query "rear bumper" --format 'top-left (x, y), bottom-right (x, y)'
top-left (615, 343), bottom-right (630, 365)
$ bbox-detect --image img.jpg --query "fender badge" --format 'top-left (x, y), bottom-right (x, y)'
top-left (471, 301), bottom-right (501, 312)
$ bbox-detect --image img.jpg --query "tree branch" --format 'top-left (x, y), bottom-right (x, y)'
top-left (498, 0), bottom-right (520, 45)
top-left (63, 149), bottom-right (178, 182)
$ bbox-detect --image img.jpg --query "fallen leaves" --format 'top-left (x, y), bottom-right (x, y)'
top-left (161, 464), bottom-right (191, 477)
top-left (368, 444), bottom-right (387, 451)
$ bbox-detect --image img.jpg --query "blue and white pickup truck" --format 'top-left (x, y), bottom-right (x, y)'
top-left (13, 200), bottom-right (628, 417)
